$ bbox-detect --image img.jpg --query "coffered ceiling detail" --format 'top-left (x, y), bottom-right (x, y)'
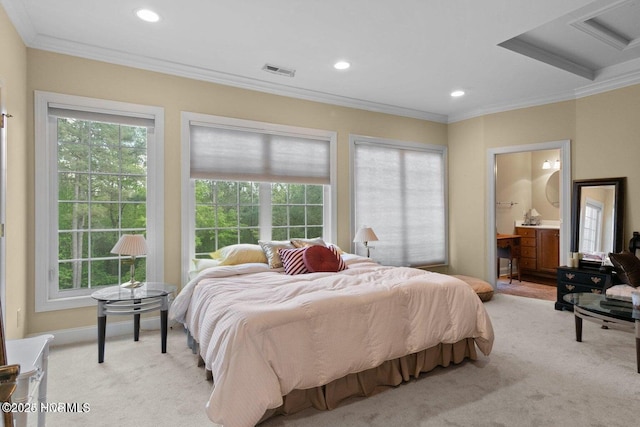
top-left (499, 0), bottom-right (640, 81)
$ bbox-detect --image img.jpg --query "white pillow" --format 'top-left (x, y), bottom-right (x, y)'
top-left (192, 258), bottom-right (221, 272)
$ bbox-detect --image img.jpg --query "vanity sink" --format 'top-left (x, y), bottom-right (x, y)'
top-left (514, 220), bottom-right (560, 229)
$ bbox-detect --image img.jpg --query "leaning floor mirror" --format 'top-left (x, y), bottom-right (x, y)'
top-left (571, 177), bottom-right (625, 269)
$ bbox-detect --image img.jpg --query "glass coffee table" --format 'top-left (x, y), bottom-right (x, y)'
top-left (563, 292), bottom-right (640, 373)
top-left (91, 282), bottom-right (175, 363)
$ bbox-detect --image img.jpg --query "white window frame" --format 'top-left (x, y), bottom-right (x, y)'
top-left (181, 112), bottom-right (337, 284)
top-left (35, 91), bottom-right (164, 312)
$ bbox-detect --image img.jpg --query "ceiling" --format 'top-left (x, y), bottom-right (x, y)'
top-left (3, 0), bottom-right (640, 123)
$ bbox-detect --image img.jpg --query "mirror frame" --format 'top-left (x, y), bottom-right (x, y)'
top-left (571, 177), bottom-right (625, 269)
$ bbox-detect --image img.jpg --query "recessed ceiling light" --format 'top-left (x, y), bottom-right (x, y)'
top-left (136, 9), bottom-right (160, 23)
top-left (334, 61), bottom-right (351, 70)
top-left (451, 90), bottom-right (465, 97)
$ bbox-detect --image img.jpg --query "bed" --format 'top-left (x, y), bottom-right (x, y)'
top-left (169, 243), bottom-right (494, 427)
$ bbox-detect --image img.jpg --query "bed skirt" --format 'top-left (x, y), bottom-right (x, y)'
top-left (258, 338), bottom-right (477, 424)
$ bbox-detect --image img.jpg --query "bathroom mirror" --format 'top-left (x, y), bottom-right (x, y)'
top-left (545, 170), bottom-right (560, 207)
top-left (571, 177), bottom-right (625, 268)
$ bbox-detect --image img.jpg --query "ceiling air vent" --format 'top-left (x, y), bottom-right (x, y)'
top-left (262, 63), bottom-right (296, 77)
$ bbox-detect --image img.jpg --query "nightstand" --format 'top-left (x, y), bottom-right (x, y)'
top-left (91, 282), bottom-right (175, 363)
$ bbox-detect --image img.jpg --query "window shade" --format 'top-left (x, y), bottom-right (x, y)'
top-left (48, 105), bottom-right (155, 128)
top-left (353, 141), bottom-right (446, 267)
top-left (189, 124), bottom-right (330, 184)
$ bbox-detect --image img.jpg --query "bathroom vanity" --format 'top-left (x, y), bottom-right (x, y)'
top-left (515, 225), bottom-right (560, 279)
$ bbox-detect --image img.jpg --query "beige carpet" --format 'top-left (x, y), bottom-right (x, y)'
top-left (45, 294), bottom-right (639, 426)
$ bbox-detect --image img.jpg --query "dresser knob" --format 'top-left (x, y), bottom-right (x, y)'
top-left (591, 277), bottom-right (601, 284)
top-left (591, 289), bottom-right (602, 294)
top-left (565, 273), bottom-right (575, 280)
top-left (565, 284), bottom-right (575, 291)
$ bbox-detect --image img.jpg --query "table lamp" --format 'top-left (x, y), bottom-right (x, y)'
top-left (353, 226), bottom-right (379, 258)
top-left (111, 234), bottom-right (148, 288)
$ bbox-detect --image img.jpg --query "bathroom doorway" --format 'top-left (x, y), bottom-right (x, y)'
top-left (487, 141), bottom-right (571, 294)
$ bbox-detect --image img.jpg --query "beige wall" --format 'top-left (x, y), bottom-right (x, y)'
top-left (449, 89), bottom-right (640, 283)
top-left (25, 50), bottom-right (447, 334)
top-left (0, 6), bottom-right (28, 338)
top-left (447, 117), bottom-right (485, 277)
top-left (576, 85), bottom-right (640, 234)
top-left (494, 149), bottom-right (560, 234)
top-left (449, 101), bottom-right (577, 280)
top-left (495, 152), bottom-right (531, 234)
top-left (531, 149), bottom-right (561, 221)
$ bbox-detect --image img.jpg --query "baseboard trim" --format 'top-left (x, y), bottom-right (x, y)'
top-left (30, 316), bottom-right (181, 347)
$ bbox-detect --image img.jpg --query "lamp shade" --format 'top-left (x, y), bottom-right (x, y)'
top-left (111, 234), bottom-right (148, 256)
top-left (353, 227), bottom-right (379, 243)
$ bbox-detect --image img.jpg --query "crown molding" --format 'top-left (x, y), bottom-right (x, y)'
top-left (29, 33), bottom-right (450, 123)
top-left (446, 89), bottom-right (578, 123)
top-left (0, 0), bottom-right (36, 44)
top-left (1, 0), bottom-right (449, 123)
top-left (25, 33), bottom-right (640, 126)
top-left (448, 67), bottom-right (640, 123)
top-left (6, 1), bottom-right (640, 126)
top-left (575, 61), bottom-right (640, 98)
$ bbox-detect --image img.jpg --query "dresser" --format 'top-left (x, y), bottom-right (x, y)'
top-left (515, 226), bottom-right (560, 278)
top-left (555, 266), bottom-right (611, 311)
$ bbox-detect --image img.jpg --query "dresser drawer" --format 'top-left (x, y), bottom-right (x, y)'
top-left (521, 246), bottom-right (536, 258)
top-left (557, 270), bottom-right (608, 287)
top-left (520, 258), bottom-right (537, 269)
top-left (515, 227), bottom-right (536, 238)
top-left (557, 281), bottom-right (603, 295)
top-left (521, 237), bottom-right (536, 247)
top-left (555, 267), bottom-right (612, 311)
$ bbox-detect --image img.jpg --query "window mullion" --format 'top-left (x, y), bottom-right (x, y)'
top-left (259, 182), bottom-right (272, 241)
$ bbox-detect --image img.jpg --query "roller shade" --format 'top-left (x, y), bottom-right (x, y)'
top-left (190, 123), bottom-right (330, 184)
top-left (353, 140), bottom-right (446, 267)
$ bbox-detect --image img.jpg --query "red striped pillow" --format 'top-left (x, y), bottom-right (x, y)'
top-left (278, 247), bottom-right (310, 275)
top-left (329, 245), bottom-right (348, 271)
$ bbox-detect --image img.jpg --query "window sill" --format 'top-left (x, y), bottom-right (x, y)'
top-left (35, 293), bottom-right (96, 313)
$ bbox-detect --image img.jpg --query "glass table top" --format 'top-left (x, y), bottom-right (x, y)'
top-left (563, 292), bottom-right (640, 322)
top-left (91, 282), bottom-right (173, 301)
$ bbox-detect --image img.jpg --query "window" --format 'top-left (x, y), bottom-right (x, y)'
top-left (182, 113), bottom-right (336, 279)
top-left (580, 198), bottom-right (603, 253)
top-left (271, 183), bottom-right (324, 240)
top-left (35, 92), bottom-right (164, 312)
top-left (194, 180), bottom-right (261, 255)
top-left (193, 181), bottom-right (325, 257)
top-left (351, 135), bottom-right (447, 267)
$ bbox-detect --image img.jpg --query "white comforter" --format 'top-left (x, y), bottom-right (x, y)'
top-left (170, 255), bottom-right (494, 427)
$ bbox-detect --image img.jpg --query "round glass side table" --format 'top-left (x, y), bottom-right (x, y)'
top-left (91, 282), bottom-right (175, 363)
